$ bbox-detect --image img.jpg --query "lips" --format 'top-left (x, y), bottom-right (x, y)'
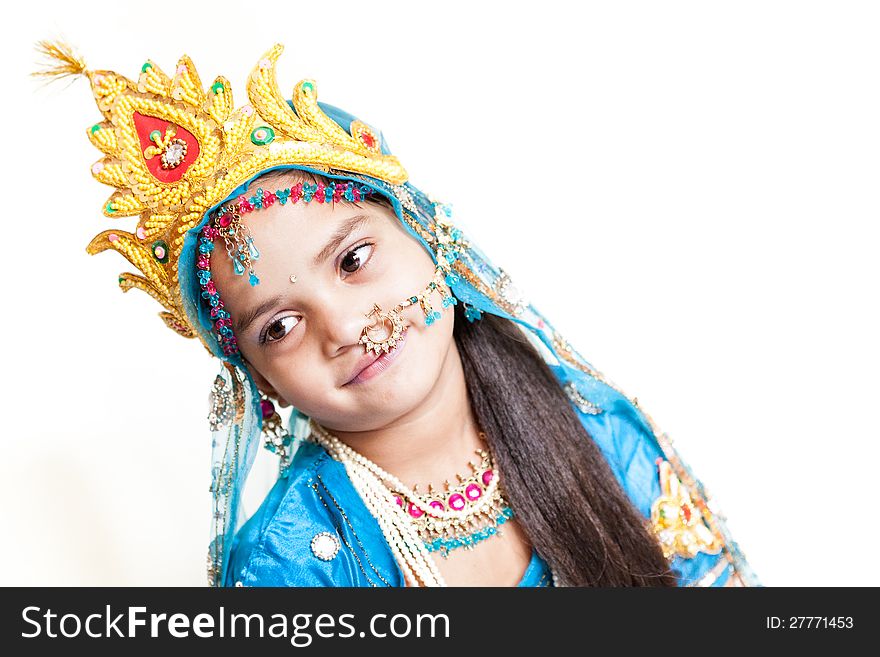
top-left (343, 326), bottom-right (409, 386)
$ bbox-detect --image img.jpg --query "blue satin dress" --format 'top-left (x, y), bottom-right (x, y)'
top-left (224, 399), bottom-right (753, 587)
top-left (225, 439), bottom-right (553, 587)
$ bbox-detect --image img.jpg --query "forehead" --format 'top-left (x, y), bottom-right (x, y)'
top-left (208, 189), bottom-right (397, 291)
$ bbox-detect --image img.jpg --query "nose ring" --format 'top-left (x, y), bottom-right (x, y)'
top-left (360, 303), bottom-right (406, 354)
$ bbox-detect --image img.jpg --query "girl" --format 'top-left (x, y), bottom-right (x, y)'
top-left (36, 40), bottom-right (758, 588)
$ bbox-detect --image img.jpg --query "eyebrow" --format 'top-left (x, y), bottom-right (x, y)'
top-left (311, 213), bottom-right (372, 267)
top-left (233, 213), bottom-right (372, 337)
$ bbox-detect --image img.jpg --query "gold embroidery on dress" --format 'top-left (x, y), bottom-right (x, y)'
top-left (650, 459), bottom-right (723, 560)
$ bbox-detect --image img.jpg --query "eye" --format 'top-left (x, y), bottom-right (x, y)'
top-left (339, 242), bottom-right (375, 277)
top-left (261, 315), bottom-right (300, 344)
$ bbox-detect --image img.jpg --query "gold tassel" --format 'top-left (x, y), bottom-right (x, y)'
top-left (31, 39), bottom-right (88, 82)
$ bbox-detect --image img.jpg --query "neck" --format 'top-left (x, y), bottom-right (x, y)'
top-left (320, 340), bottom-right (484, 490)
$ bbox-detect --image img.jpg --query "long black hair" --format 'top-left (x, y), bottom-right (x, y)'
top-left (253, 168), bottom-right (677, 586)
top-left (453, 303), bottom-right (677, 586)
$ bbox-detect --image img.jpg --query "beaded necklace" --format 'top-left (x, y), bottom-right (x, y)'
top-left (388, 444), bottom-right (514, 558)
top-left (308, 420), bottom-right (517, 586)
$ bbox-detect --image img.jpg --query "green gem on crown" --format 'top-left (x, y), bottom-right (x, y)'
top-left (250, 126), bottom-right (275, 146)
top-left (151, 240), bottom-right (169, 264)
top-left (301, 81), bottom-right (315, 94)
top-left (141, 62), bottom-right (153, 73)
top-left (211, 81), bottom-right (225, 95)
top-left (90, 124), bottom-right (101, 134)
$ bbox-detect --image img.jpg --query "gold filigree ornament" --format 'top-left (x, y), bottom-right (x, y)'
top-left (360, 303), bottom-right (406, 354)
top-left (650, 458), bottom-right (723, 560)
top-left (32, 40), bottom-right (408, 353)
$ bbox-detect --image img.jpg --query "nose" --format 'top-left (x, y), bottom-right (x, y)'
top-left (314, 293), bottom-right (382, 358)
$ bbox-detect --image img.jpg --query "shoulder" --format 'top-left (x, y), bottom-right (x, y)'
top-left (224, 440), bottom-right (405, 587)
top-left (574, 394), bottom-right (760, 587)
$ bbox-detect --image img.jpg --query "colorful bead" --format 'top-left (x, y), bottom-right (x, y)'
top-left (464, 304), bottom-right (483, 323)
top-left (152, 240), bottom-right (169, 263)
top-left (196, 182), bottom-right (378, 356)
top-left (250, 126), bottom-right (275, 146)
top-left (424, 507), bottom-right (514, 555)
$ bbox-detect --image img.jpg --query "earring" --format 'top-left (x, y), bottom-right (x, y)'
top-left (260, 394), bottom-right (293, 469)
top-left (463, 302), bottom-right (483, 323)
top-left (289, 275), bottom-right (297, 283)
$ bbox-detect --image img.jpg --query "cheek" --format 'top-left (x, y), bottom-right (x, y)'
top-left (400, 304), bottom-right (456, 383)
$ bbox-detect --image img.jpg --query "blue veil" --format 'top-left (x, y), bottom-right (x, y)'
top-left (178, 101), bottom-right (760, 588)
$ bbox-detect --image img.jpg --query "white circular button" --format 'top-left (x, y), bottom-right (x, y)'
top-left (311, 531), bottom-right (341, 561)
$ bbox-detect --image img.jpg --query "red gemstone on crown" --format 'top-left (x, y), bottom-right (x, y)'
top-left (133, 112), bottom-right (199, 184)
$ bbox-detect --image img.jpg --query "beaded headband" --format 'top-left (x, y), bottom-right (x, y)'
top-left (197, 181), bottom-right (375, 356)
top-left (196, 191), bottom-right (467, 357)
top-left (209, 181), bottom-right (376, 286)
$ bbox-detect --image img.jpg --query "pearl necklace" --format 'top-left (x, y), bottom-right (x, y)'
top-left (308, 420), bottom-right (561, 587)
top-left (309, 420), bottom-right (447, 586)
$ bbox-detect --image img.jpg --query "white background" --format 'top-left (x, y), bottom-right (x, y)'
top-left (3, 0), bottom-right (877, 585)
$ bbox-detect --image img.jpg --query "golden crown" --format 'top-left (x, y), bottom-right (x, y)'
top-left (34, 41), bottom-right (408, 349)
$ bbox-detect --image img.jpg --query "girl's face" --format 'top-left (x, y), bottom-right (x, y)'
top-left (209, 179), bottom-right (456, 432)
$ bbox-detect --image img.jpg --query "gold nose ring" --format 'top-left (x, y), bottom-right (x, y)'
top-left (360, 303), bottom-right (405, 354)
